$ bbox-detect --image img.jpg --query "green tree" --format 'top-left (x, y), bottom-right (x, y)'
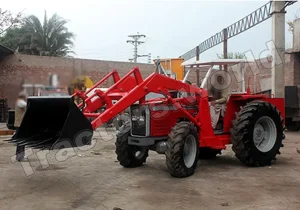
top-left (1, 11), bottom-right (75, 57)
top-left (217, 52), bottom-right (246, 59)
top-left (0, 27), bottom-right (26, 50)
top-left (0, 8), bottom-right (22, 35)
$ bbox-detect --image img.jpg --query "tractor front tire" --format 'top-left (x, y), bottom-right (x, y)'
top-left (231, 101), bottom-right (284, 166)
top-left (166, 122), bottom-right (199, 178)
top-left (199, 147), bottom-right (221, 159)
top-left (115, 124), bottom-right (148, 168)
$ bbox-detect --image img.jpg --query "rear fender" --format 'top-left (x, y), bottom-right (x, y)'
top-left (262, 98), bottom-right (285, 121)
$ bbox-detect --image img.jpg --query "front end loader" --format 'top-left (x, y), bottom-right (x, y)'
top-left (10, 59), bottom-right (285, 178)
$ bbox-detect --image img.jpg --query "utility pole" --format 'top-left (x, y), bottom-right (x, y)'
top-left (271, 1), bottom-right (285, 98)
top-left (127, 32), bottom-right (147, 63)
top-left (223, 28), bottom-right (228, 72)
top-left (195, 46), bottom-right (200, 87)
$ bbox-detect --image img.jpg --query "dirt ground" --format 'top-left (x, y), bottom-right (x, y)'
top-left (1, 124), bottom-right (300, 210)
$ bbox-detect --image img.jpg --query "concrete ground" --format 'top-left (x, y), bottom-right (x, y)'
top-left (1, 124), bottom-right (300, 210)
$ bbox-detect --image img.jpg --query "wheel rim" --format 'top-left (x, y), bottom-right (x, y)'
top-left (183, 135), bottom-right (197, 168)
top-left (253, 116), bottom-right (277, 152)
top-left (134, 148), bottom-right (147, 159)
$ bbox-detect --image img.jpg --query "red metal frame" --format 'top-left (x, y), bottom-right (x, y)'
top-left (72, 67), bottom-right (143, 113)
top-left (78, 67), bottom-right (285, 150)
top-left (75, 69), bottom-right (120, 100)
top-left (88, 70), bottom-right (203, 129)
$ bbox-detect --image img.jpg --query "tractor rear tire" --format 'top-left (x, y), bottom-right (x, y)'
top-left (115, 123), bottom-right (148, 168)
top-left (231, 101), bottom-right (284, 166)
top-left (198, 147), bottom-right (221, 159)
top-left (165, 121), bottom-right (199, 178)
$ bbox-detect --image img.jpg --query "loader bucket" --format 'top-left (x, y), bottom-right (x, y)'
top-left (10, 96), bottom-right (93, 150)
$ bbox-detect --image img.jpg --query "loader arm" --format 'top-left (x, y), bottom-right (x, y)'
top-left (79, 69), bottom-right (120, 98)
top-left (73, 69), bottom-right (120, 104)
top-left (81, 67), bottom-right (144, 113)
top-left (89, 72), bottom-right (203, 129)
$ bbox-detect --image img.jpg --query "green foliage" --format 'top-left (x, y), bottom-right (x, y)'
top-left (0, 11), bottom-right (75, 57)
top-left (216, 52), bottom-right (246, 59)
top-left (0, 8), bottom-right (23, 35)
top-left (0, 27), bottom-right (26, 50)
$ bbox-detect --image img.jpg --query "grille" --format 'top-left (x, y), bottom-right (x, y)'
top-left (131, 104), bottom-right (147, 136)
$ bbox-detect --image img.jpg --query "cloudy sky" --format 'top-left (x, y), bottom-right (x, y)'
top-left (3, 0), bottom-right (300, 63)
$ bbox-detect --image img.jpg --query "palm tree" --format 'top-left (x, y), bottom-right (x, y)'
top-left (18, 11), bottom-right (75, 57)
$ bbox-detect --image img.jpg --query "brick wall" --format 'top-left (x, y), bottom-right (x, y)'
top-left (0, 54), bottom-right (154, 107)
top-left (0, 52), bottom-right (298, 108)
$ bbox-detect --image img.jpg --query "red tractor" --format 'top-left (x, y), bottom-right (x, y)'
top-left (11, 59), bottom-right (285, 178)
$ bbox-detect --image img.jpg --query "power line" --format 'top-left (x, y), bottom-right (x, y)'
top-left (127, 32), bottom-right (148, 63)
